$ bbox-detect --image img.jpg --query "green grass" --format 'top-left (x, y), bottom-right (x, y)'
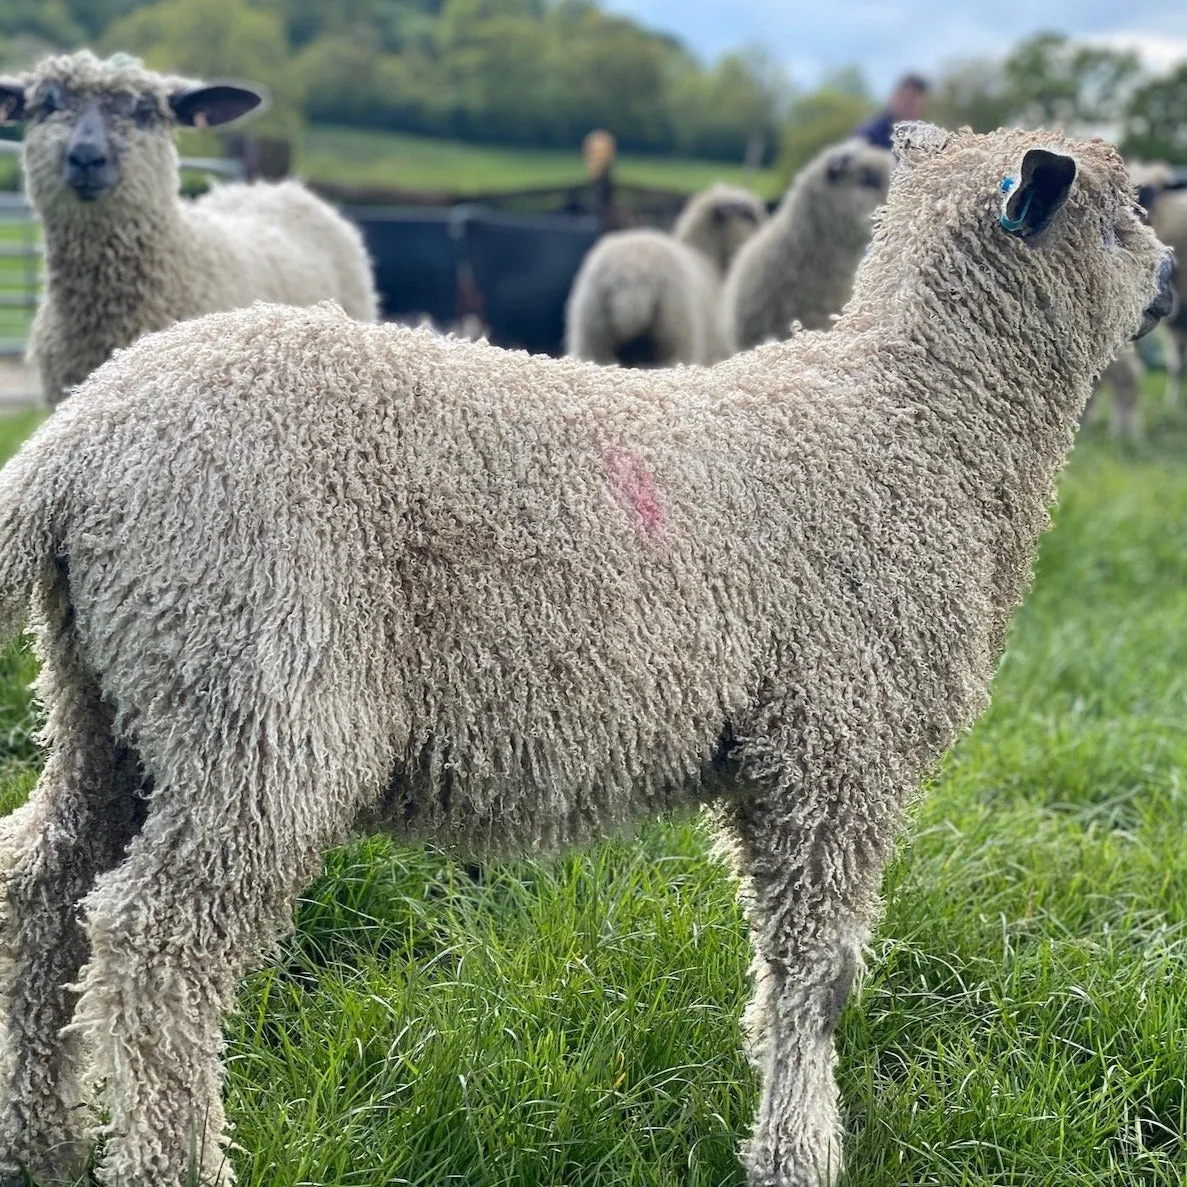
top-left (0, 218), bottom-right (39, 352)
top-left (0, 377), bottom-right (1186, 1185)
top-left (295, 124), bottom-right (783, 200)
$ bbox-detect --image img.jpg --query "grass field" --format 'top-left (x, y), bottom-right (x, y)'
top-left (294, 124), bottom-right (784, 200)
top-left (0, 216), bottom-right (38, 353)
top-left (0, 376), bottom-right (1186, 1185)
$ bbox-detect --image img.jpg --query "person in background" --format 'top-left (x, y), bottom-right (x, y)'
top-left (583, 128), bottom-right (618, 230)
top-left (853, 73), bottom-right (929, 150)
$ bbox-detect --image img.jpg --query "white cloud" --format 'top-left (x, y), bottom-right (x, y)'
top-left (605, 1), bottom-right (1187, 93)
top-left (1085, 31), bottom-right (1187, 74)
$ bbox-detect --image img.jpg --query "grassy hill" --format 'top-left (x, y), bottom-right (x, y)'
top-left (293, 124), bottom-right (784, 199)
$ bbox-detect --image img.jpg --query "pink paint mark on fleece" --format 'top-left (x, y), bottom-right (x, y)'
top-left (603, 445), bottom-right (665, 542)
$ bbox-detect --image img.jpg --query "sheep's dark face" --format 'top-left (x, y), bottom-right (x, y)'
top-left (709, 198), bottom-right (769, 267)
top-left (855, 124), bottom-right (1175, 373)
top-left (810, 142), bottom-right (894, 247)
top-left (674, 184), bottom-right (768, 273)
top-left (2, 78), bottom-right (182, 215)
top-left (0, 56), bottom-right (263, 222)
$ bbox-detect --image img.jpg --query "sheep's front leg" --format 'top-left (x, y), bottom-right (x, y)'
top-left (0, 701), bottom-right (143, 1185)
top-left (721, 780), bottom-right (898, 1187)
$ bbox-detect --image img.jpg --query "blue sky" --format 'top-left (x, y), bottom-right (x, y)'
top-left (603, 1), bottom-right (1187, 94)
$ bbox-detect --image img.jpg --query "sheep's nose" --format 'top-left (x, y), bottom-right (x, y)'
top-left (1153, 252), bottom-right (1177, 320)
top-left (63, 104), bottom-right (117, 199)
top-left (67, 139), bottom-right (107, 170)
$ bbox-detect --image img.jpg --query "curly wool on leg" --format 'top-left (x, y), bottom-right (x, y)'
top-left (0, 644), bottom-right (144, 1186)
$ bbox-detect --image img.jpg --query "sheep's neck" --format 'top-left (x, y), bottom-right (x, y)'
top-left (41, 203), bottom-right (195, 342)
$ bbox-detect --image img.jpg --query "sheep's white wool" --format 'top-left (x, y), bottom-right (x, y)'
top-left (565, 183), bottom-right (765, 366)
top-left (0, 125), bottom-right (1172, 1187)
top-left (722, 138), bottom-right (892, 351)
top-left (6, 50), bottom-right (377, 406)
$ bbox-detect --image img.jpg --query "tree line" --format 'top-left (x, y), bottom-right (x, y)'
top-left (2, 3), bottom-right (1186, 171)
top-left (778, 32), bottom-right (1187, 175)
top-left (0, 0), bottom-right (789, 162)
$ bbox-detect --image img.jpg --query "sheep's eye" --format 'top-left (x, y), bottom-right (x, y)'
top-left (133, 95), bottom-right (158, 128)
top-left (38, 83), bottom-right (64, 116)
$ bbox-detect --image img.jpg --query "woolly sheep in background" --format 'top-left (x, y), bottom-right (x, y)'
top-left (1130, 161), bottom-right (1186, 406)
top-left (0, 50), bottom-right (378, 407)
top-left (565, 182), bottom-right (766, 366)
top-left (721, 139), bottom-right (892, 351)
top-left (0, 123), bottom-right (1174, 1187)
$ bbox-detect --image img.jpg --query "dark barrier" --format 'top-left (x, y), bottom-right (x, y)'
top-left (346, 206), bottom-right (462, 326)
top-left (452, 207), bottom-right (601, 356)
top-left (346, 205), bottom-right (602, 356)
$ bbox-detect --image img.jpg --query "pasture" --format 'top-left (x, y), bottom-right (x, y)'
top-left (293, 124), bottom-right (785, 200)
top-left (0, 376), bottom-right (1184, 1186)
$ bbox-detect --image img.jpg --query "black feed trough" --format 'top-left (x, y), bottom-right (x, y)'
top-left (347, 204), bottom-right (602, 357)
top-left (451, 207), bottom-right (601, 356)
top-left (346, 206), bottom-right (461, 327)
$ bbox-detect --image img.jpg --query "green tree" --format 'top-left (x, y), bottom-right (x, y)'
top-left (1123, 63), bottom-right (1187, 164)
top-left (778, 88), bottom-right (872, 179)
top-left (1002, 31), bottom-right (1142, 129)
top-left (668, 49), bottom-right (786, 162)
top-left (929, 56), bottom-right (1016, 133)
top-left (102, 0), bottom-right (303, 136)
top-left (545, 6), bottom-right (676, 151)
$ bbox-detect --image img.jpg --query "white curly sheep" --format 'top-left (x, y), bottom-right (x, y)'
top-left (721, 139), bottom-right (892, 351)
top-left (564, 183), bottom-right (766, 366)
top-left (0, 124), bottom-right (1174, 1187)
top-left (0, 50), bottom-right (378, 406)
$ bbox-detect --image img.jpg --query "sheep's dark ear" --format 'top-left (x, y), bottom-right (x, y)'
top-left (0, 82), bottom-right (27, 125)
top-left (1000, 148), bottom-right (1076, 239)
top-left (169, 84), bottom-right (264, 128)
top-left (1136, 183), bottom-right (1157, 220)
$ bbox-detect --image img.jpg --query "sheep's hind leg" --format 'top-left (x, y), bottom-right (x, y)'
top-left (720, 778), bottom-right (898, 1187)
top-left (74, 727), bottom-right (348, 1187)
top-left (0, 671), bottom-right (144, 1186)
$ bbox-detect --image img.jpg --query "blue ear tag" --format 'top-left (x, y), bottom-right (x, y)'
top-left (999, 181), bottom-right (1033, 232)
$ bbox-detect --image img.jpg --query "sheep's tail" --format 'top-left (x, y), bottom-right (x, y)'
top-left (0, 422), bottom-right (71, 644)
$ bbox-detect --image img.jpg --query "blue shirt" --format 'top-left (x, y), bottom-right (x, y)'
top-left (852, 110), bottom-right (895, 150)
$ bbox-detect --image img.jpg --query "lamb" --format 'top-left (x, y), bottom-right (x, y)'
top-left (0, 124), bottom-right (1173, 1187)
top-left (564, 182), bottom-right (766, 366)
top-left (0, 50), bottom-right (378, 406)
top-left (721, 139), bottom-right (892, 351)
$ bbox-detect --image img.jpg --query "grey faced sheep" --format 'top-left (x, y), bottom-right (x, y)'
top-left (721, 139), bottom-right (892, 352)
top-left (1130, 162), bottom-right (1185, 406)
top-left (0, 50), bottom-right (378, 407)
top-left (0, 124), bottom-right (1174, 1187)
top-left (564, 182), bottom-right (766, 366)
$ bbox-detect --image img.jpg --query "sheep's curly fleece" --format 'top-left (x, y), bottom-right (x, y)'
top-left (565, 183), bottom-right (765, 365)
top-left (0, 124), bottom-right (1171, 1187)
top-left (14, 50), bottom-right (377, 405)
top-left (722, 139), bottom-right (892, 350)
